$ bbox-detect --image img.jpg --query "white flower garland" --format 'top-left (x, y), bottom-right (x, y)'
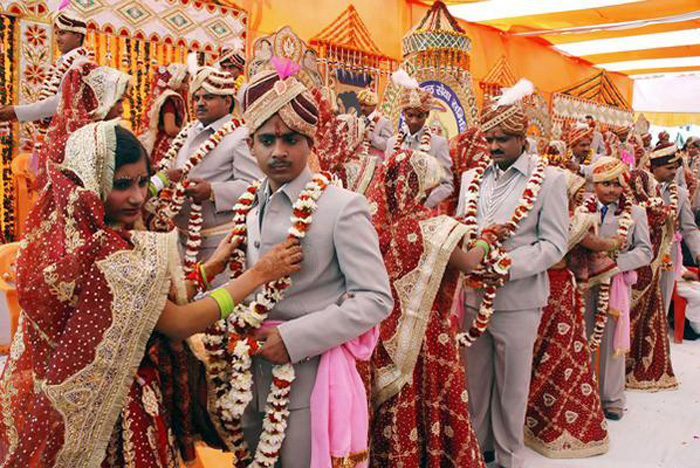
top-left (152, 119), bottom-right (242, 272)
top-left (455, 156), bottom-right (548, 347)
top-left (579, 192), bottom-right (634, 350)
top-left (204, 172), bottom-right (333, 467)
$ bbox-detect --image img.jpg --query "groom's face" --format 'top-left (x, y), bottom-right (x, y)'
top-left (248, 114), bottom-right (312, 190)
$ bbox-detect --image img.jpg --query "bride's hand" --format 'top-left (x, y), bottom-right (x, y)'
top-left (204, 231), bottom-right (241, 278)
top-left (482, 224), bottom-right (509, 243)
top-left (251, 239), bottom-right (303, 283)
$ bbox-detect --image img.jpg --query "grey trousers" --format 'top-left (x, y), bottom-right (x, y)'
top-left (584, 287), bottom-right (626, 409)
top-left (660, 269), bottom-right (675, 318)
top-left (242, 406), bottom-right (311, 468)
top-left (462, 307), bottom-right (541, 468)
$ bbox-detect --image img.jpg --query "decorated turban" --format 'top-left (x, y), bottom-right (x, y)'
top-left (53, 10), bottom-right (87, 35)
top-left (217, 47), bottom-right (246, 70)
top-left (592, 156), bottom-right (627, 184)
top-left (480, 78), bottom-right (534, 136)
top-left (357, 88), bottom-right (378, 107)
top-left (241, 57), bottom-right (319, 139)
top-left (190, 67), bottom-right (238, 96)
top-left (650, 142), bottom-right (680, 166)
top-left (568, 125), bottom-right (594, 147)
top-left (391, 69), bottom-right (445, 113)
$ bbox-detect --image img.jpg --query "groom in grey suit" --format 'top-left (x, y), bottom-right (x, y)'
top-left (237, 68), bottom-right (392, 467)
top-left (456, 93), bottom-right (569, 468)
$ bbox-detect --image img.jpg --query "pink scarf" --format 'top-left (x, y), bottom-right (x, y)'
top-left (609, 271), bottom-right (637, 356)
top-left (674, 232), bottom-right (684, 280)
top-left (310, 326), bottom-right (378, 468)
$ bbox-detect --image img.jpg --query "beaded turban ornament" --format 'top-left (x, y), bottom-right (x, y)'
top-left (392, 69), bottom-right (446, 113)
top-left (190, 66), bottom-right (238, 96)
top-left (592, 156), bottom-right (628, 184)
top-left (241, 56), bottom-right (319, 139)
top-left (53, 10), bottom-right (87, 35)
top-left (480, 78), bottom-right (535, 137)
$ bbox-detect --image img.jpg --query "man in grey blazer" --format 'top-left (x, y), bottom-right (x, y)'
top-left (649, 144), bottom-right (700, 314)
top-left (384, 84), bottom-right (452, 208)
top-left (565, 124), bottom-right (600, 192)
top-left (0, 11), bottom-right (91, 124)
top-left (456, 93), bottom-right (569, 468)
top-left (357, 88), bottom-right (393, 155)
top-left (582, 157), bottom-right (652, 420)
top-left (169, 67), bottom-right (261, 274)
top-left (236, 68), bottom-right (392, 467)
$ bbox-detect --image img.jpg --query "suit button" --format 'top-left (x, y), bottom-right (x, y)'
top-left (254, 240), bottom-right (260, 249)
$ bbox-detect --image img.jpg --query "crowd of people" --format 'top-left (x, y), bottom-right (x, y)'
top-left (0, 9), bottom-right (699, 468)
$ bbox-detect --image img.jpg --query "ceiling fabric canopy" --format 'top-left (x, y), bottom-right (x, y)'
top-left (439, 0), bottom-right (700, 115)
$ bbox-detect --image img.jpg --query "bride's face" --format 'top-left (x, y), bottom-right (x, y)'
top-left (104, 157), bottom-right (149, 228)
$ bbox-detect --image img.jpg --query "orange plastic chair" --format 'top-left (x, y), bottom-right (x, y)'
top-left (0, 242), bottom-right (20, 352)
top-left (11, 153), bottom-right (36, 237)
top-left (673, 284), bottom-right (686, 344)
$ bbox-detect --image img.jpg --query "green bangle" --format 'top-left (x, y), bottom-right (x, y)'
top-left (210, 288), bottom-right (235, 320)
top-left (156, 171), bottom-right (169, 186)
top-left (474, 239), bottom-right (490, 256)
top-left (148, 181), bottom-right (158, 198)
top-left (199, 263), bottom-right (211, 290)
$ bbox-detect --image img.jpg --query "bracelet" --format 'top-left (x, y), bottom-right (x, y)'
top-left (210, 288), bottom-right (235, 320)
top-left (200, 262), bottom-right (211, 290)
top-left (474, 239), bottom-right (490, 256)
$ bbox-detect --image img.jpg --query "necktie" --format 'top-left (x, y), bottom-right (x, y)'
top-left (600, 205), bottom-right (608, 222)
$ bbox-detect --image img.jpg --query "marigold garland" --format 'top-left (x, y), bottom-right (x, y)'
top-left (455, 156), bottom-right (548, 347)
top-left (204, 172), bottom-right (333, 467)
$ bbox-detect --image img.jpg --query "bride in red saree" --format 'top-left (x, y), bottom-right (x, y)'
top-left (525, 172), bottom-right (609, 458)
top-left (367, 149), bottom-right (499, 468)
top-left (136, 64), bottom-right (189, 166)
top-left (0, 119), bottom-right (301, 467)
top-left (625, 169), bottom-right (678, 391)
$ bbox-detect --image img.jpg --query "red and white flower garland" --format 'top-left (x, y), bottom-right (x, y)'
top-left (153, 119), bottom-right (242, 272)
top-left (455, 156), bottom-right (548, 347)
top-left (361, 113), bottom-right (381, 156)
top-left (203, 172), bottom-right (333, 467)
top-left (579, 192), bottom-right (634, 350)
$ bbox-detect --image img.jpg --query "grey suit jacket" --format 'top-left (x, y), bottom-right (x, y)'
top-left (662, 183), bottom-right (700, 261)
top-left (244, 168), bottom-right (392, 409)
top-left (171, 115), bottom-right (262, 248)
top-left (597, 202), bottom-right (652, 273)
top-left (385, 128), bottom-right (453, 208)
top-left (368, 114), bottom-right (394, 152)
top-left (456, 153), bottom-right (569, 311)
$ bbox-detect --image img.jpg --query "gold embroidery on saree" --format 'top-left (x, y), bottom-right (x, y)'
top-left (44, 231), bottom-right (176, 468)
top-left (42, 263), bottom-right (78, 306)
top-left (64, 189), bottom-right (86, 254)
top-left (373, 216), bottom-right (467, 407)
top-left (0, 314), bottom-right (25, 459)
top-left (331, 449), bottom-right (369, 467)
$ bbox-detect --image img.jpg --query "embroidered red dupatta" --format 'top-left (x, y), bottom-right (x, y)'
top-left (0, 121), bottom-right (195, 467)
top-left (367, 150), bottom-right (484, 468)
